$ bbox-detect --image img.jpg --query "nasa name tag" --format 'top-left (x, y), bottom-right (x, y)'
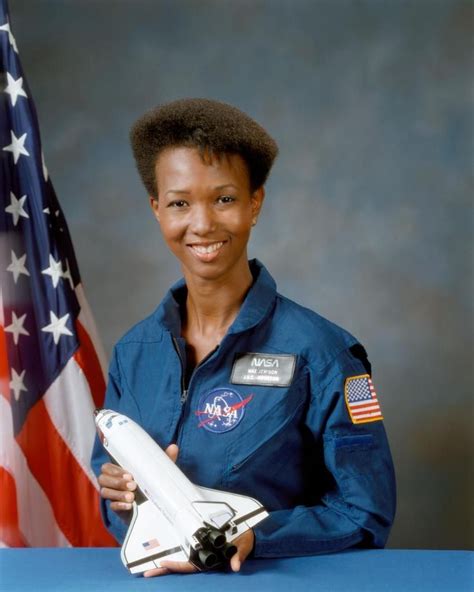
top-left (230, 352), bottom-right (297, 387)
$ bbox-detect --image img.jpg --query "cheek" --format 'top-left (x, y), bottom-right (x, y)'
top-left (157, 214), bottom-right (185, 241)
top-left (224, 209), bottom-right (253, 234)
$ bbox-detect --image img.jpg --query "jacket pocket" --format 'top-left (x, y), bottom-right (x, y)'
top-left (224, 394), bottom-right (306, 486)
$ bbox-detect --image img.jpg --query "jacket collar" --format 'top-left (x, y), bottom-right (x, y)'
top-left (154, 259), bottom-right (277, 337)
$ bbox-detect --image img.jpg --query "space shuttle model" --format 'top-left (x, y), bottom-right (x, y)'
top-left (94, 409), bottom-right (268, 573)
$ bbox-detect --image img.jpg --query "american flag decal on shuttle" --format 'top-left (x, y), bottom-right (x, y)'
top-left (142, 538), bottom-right (160, 550)
top-left (344, 375), bottom-right (383, 424)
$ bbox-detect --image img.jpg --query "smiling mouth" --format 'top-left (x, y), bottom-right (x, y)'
top-left (189, 241), bottom-right (225, 254)
top-left (188, 241), bottom-right (226, 261)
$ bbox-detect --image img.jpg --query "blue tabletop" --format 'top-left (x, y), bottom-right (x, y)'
top-left (0, 548), bottom-right (472, 592)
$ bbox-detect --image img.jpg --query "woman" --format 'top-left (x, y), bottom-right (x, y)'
top-left (91, 98), bottom-right (396, 577)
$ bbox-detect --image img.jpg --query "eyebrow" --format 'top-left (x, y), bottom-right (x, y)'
top-left (165, 184), bottom-right (238, 196)
top-left (165, 189), bottom-right (190, 196)
top-left (214, 184), bottom-right (238, 191)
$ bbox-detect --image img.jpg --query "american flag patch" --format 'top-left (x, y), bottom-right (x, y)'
top-left (142, 538), bottom-right (160, 550)
top-left (344, 375), bottom-right (383, 424)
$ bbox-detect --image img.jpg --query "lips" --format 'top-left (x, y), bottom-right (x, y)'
top-left (188, 241), bottom-right (226, 262)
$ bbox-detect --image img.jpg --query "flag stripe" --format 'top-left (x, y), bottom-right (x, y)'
top-left (74, 318), bottom-right (106, 410)
top-left (0, 466), bottom-right (27, 547)
top-left (349, 398), bottom-right (380, 407)
top-left (352, 405), bottom-right (381, 414)
top-left (0, 396), bottom-right (69, 546)
top-left (0, 311), bottom-right (10, 397)
top-left (352, 411), bottom-right (383, 419)
top-left (76, 283), bottom-right (107, 377)
top-left (15, 397), bottom-right (116, 546)
top-left (43, 356), bottom-right (101, 487)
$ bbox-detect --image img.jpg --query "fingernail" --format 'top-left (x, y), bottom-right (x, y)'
top-left (126, 481), bottom-right (136, 490)
top-left (125, 492), bottom-right (134, 502)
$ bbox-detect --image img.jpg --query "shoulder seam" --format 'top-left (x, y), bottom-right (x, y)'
top-left (310, 344), bottom-right (362, 401)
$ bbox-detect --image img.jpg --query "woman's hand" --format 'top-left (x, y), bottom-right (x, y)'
top-left (229, 529), bottom-right (255, 572)
top-left (98, 444), bottom-right (179, 512)
top-left (98, 462), bottom-right (137, 512)
top-left (143, 529), bottom-right (255, 577)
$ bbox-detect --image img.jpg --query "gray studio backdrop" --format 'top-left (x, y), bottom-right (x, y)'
top-left (10, 0), bottom-right (473, 550)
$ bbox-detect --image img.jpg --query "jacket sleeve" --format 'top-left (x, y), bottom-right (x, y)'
top-left (253, 346), bottom-right (396, 557)
top-left (90, 347), bottom-right (139, 544)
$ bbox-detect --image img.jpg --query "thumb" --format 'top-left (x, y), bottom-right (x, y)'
top-left (230, 551), bottom-right (242, 572)
top-left (165, 443), bottom-right (179, 463)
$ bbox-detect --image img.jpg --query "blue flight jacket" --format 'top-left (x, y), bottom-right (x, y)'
top-left (91, 260), bottom-right (396, 557)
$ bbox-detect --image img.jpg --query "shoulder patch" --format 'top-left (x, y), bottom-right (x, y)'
top-left (344, 374), bottom-right (383, 424)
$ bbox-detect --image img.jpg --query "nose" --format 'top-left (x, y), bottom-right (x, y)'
top-left (189, 203), bottom-right (216, 236)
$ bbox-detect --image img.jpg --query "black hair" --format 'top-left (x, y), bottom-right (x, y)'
top-left (130, 98), bottom-right (278, 197)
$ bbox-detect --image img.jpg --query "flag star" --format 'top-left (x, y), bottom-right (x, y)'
top-left (3, 130), bottom-right (29, 164)
top-left (0, 22), bottom-right (18, 53)
top-left (41, 311), bottom-right (74, 344)
top-left (43, 207), bottom-right (50, 214)
top-left (42, 254), bottom-right (64, 288)
top-left (42, 151), bottom-right (49, 181)
top-left (10, 368), bottom-right (27, 401)
top-left (7, 250), bottom-right (30, 283)
top-left (5, 192), bottom-right (29, 226)
top-left (4, 72), bottom-right (27, 106)
top-left (5, 312), bottom-right (30, 345)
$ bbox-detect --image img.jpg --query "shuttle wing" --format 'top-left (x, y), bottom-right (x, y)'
top-left (193, 485), bottom-right (269, 540)
top-left (121, 498), bottom-right (188, 574)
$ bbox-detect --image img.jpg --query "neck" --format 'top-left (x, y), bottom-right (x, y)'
top-left (183, 262), bottom-right (253, 338)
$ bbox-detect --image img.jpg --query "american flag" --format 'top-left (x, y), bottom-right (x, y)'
top-left (142, 538), bottom-right (160, 551)
top-left (345, 375), bottom-right (383, 424)
top-left (0, 0), bottom-right (116, 547)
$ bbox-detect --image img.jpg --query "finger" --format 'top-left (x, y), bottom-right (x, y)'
top-left (98, 471), bottom-right (137, 492)
top-left (230, 530), bottom-right (253, 572)
top-left (110, 501), bottom-right (133, 512)
top-left (100, 464), bottom-right (135, 489)
top-left (143, 567), bottom-right (170, 578)
top-left (101, 462), bottom-right (132, 478)
top-left (230, 553), bottom-right (242, 572)
top-left (100, 486), bottom-right (135, 504)
top-left (98, 474), bottom-right (136, 490)
top-left (159, 560), bottom-right (197, 573)
top-left (165, 444), bottom-right (179, 463)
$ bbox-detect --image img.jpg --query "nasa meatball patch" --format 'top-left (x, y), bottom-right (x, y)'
top-left (195, 388), bottom-right (253, 433)
top-left (230, 352), bottom-right (296, 387)
top-left (345, 374), bottom-right (383, 424)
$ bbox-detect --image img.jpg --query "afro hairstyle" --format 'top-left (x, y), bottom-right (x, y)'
top-left (130, 98), bottom-right (279, 197)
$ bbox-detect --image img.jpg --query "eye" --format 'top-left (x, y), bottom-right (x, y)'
top-left (216, 195), bottom-right (236, 204)
top-left (167, 199), bottom-right (188, 208)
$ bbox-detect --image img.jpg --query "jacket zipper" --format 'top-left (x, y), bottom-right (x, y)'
top-left (171, 337), bottom-right (187, 443)
top-left (172, 336), bottom-right (217, 444)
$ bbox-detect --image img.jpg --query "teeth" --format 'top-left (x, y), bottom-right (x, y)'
top-left (191, 242), bottom-right (224, 254)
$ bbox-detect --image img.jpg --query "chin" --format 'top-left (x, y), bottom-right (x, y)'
top-left (182, 257), bottom-right (246, 283)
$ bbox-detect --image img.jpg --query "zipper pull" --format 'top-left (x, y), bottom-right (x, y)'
top-left (181, 389), bottom-right (188, 404)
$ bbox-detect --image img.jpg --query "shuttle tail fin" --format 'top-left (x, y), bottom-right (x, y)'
top-left (121, 498), bottom-right (187, 574)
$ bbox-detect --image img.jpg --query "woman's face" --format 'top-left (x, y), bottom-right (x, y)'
top-left (151, 146), bottom-right (264, 283)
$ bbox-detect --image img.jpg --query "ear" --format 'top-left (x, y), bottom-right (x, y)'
top-left (250, 186), bottom-right (265, 218)
top-left (149, 196), bottom-right (160, 222)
